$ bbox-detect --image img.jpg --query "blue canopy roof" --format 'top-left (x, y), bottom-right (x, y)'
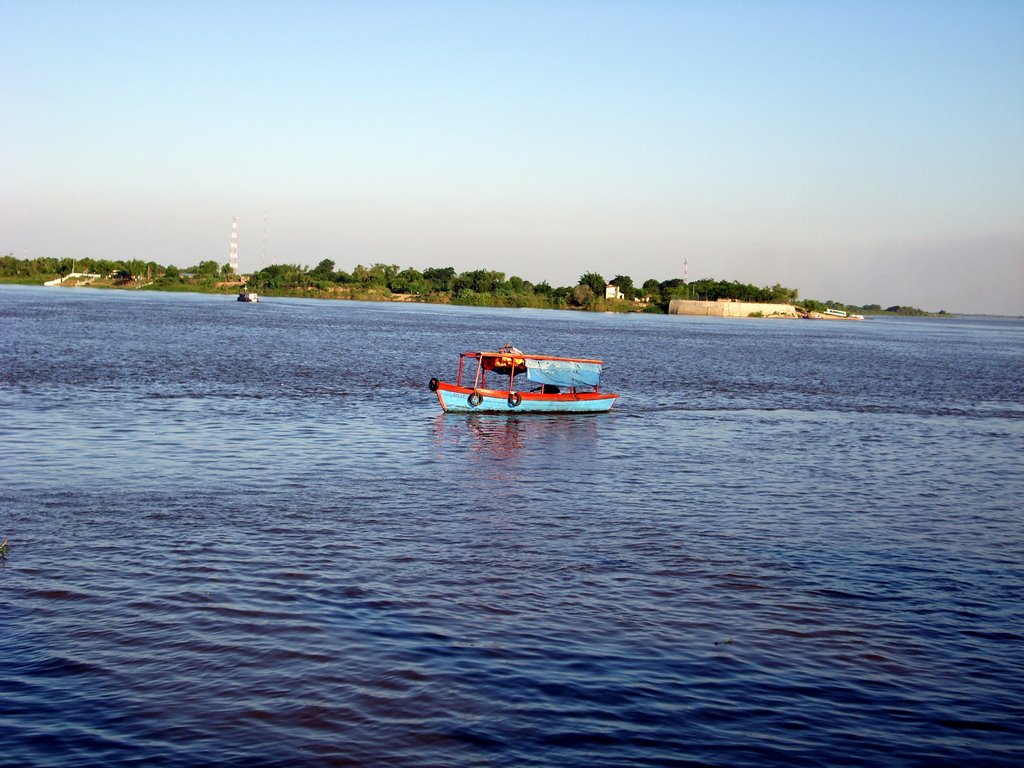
top-left (525, 358), bottom-right (602, 388)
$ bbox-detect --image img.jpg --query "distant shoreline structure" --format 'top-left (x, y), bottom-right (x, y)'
top-left (668, 298), bottom-right (864, 320)
top-left (669, 298), bottom-right (799, 318)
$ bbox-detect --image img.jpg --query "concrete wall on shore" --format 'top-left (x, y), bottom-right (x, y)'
top-left (668, 299), bottom-right (800, 318)
top-left (44, 273), bottom-right (102, 286)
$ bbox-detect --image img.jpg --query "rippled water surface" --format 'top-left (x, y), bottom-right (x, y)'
top-left (2, 285), bottom-right (1022, 766)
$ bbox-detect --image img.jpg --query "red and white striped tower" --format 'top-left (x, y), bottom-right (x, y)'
top-left (229, 216), bottom-right (238, 274)
top-left (684, 257), bottom-right (688, 284)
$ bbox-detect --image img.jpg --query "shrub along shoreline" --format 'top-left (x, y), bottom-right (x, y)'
top-left (0, 254), bottom-right (945, 316)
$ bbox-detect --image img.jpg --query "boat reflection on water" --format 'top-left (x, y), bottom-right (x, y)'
top-left (431, 413), bottom-right (600, 465)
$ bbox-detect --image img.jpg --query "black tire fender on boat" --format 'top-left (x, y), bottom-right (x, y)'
top-left (468, 391), bottom-right (483, 407)
top-left (507, 392), bottom-right (522, 408)
top-left (428, 377), bottom-right (440, 392)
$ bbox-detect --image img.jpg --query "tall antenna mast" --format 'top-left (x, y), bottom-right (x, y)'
top-left (229, 216), bottom-right (239, 274)
top-left (684, 257), bottom-right (688, 285)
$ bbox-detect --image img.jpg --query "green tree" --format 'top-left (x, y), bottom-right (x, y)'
top-left (192, 260), bottom-right (220, 279)
top-left (33, 257), bottom-right (58, 275)
top-left (390, 267), bottom-right (425, 293)
top-left (248, 263), bottom-right (305, 290)
top-left (766, 282), bottom-right (797, 303)
top-left (660, 278), bottom-right (688, 299)
top-left (94, 259), bottom-right (116, 277)
top-left (454, 269), bottom-right (505, 294)
top-left (310, 259), bottom-right (336, 280)
top-left (351, 263), bottom-right (398, 287)
top-left (886, 305), bottom-right (927, 315)
top-left (570, 284), bottom-right (596, 307)
top-left (579, 272), bottom-right (606, 296)
top-left (125, 259), bottom-right (147, 280)
top-left (641, 278), bottom-right (661, 302)
top-left (504, 275), bottom-right (526, 294)
top-left (423, 266), bottom-right (456, 292)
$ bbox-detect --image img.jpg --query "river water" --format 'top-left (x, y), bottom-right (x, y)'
top-left (1, 284), bottom-right (1022, 767)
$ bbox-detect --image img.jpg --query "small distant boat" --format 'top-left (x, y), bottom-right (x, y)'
top-left (237, 291), bottom-right (259, 303)
top-left (429, 345), bottom-right (618, 413)
top-left (802, 307), bottom-right (865, 320)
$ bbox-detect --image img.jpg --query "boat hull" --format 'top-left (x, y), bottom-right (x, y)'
top-left (434, 383), bottom-right (616, 414)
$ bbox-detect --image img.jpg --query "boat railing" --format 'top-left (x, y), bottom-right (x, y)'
top-left (454, 350), bottom-right (605, 396)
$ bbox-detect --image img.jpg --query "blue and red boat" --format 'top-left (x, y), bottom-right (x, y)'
top-left (429, 345), bottom-right (618, 413)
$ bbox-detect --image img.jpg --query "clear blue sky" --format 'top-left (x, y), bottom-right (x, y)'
top-left (3, 0), bottom-right (1022, 313)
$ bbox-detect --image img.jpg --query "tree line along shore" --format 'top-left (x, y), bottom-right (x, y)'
top-left (0, 254), bottom-right (943, 317)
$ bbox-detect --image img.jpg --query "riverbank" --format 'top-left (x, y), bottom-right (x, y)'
top-left (4, 274), bottom-right (958, 318)
top-left (28, 275), bottom-right (652, 313)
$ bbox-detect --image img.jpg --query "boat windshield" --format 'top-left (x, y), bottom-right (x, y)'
top-left (525, 358), bottom-right (602, 388)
